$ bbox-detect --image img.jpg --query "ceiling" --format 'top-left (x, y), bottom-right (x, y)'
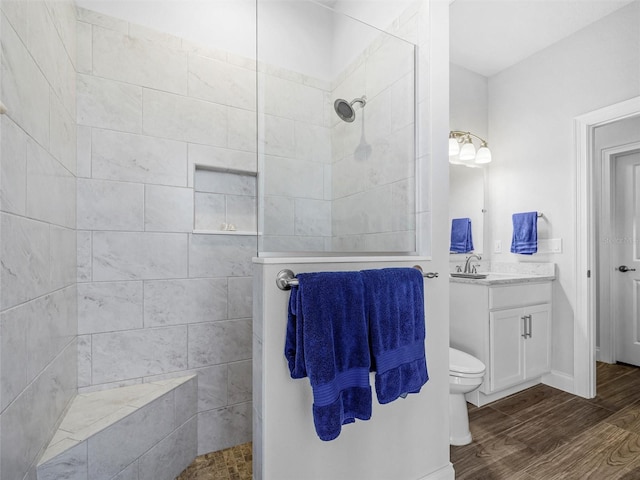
top-left (450, 0), bottom-right (636, 77)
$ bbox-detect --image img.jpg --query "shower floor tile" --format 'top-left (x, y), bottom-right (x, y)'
top-left (177, 442), bottom-right (252, 480)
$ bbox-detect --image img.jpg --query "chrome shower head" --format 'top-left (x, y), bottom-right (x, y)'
top-left (334, 96), bottom-right (367, 122)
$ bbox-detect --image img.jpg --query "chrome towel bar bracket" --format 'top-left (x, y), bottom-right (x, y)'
top-left (276, 269), bottom-right (298, 290)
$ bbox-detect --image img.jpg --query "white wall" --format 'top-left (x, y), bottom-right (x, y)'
top-left (254, 258), bottom-right (452, 480)
top-left (487, 0), bottom-right (640, 376)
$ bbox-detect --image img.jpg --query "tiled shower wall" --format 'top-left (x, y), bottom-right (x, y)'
top-left (75, 8), bottom-right (256, 454)
top-left (259, 68), bottom-right (334, 252)
top-left (0, 1), bottom-right (78, 479)
top-left (259, 28), bottom-right (417, 254)
top-left (0, 2), bottom-right (423, 476)
top-left (330, 26), bottom-right (417, 252)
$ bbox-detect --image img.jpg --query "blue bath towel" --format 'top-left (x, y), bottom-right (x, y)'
top-left (510, 212), bottom-right (538, 255)
top-left (450, 218), bottom-right (474, 253)
top-left (284, 271), bottom-right (372, 441)
top-left (361, 268), bottom-right (429, 404)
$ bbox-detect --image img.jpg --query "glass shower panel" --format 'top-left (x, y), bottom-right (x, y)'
top-left (257, 0), bottom-right (416, 255)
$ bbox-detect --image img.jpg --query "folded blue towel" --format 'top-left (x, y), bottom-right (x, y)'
top-left (450, 218), bottom-right (474, 253)
top-left (511, 212), bottom-right (538, 255)
top-left (284, 271), bottom-right (372, 441)
top-left (361, 268), bottom-right (429, 404)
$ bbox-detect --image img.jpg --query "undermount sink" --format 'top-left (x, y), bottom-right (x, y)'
top-left (450, 273), bottom-right (488, 279)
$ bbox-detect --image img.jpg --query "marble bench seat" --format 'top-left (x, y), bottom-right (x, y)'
top-left (37, 375), bottom-right (197, 480)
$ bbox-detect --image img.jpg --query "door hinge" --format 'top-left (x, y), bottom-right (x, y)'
top-left (587, 270), bottom-right (591, 278)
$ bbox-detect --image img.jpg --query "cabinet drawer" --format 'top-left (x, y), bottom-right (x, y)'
top-left (489, 282), bottom-right (551, 310)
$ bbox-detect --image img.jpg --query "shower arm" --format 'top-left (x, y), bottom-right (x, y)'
top-left (450, 130), bottom-right (489, 147)
top-left (351, 96), bottom-right (367, 107)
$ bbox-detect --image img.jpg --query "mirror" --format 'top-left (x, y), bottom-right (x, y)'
top-left (449, 165), bottom-right (485, 255)
top-left (449, 60), bottom-right (488, 257)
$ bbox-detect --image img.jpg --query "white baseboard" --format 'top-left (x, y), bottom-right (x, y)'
top-left (596, 347), bottom-right (617, 364)
top-left (417, 463), bottom-right (455, 480)
top-left (542, 370), bottom-right (574, 394)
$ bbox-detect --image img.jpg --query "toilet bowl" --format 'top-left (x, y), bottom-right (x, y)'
top-left (449, 347), bottom-right (486, 446)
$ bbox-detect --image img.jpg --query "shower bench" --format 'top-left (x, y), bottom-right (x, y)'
top-left (36, 375), bottom-right (197, 480)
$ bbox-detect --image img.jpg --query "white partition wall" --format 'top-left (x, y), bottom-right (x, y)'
top-left (253, 258), bottom-right (452, 480)
top-left (252, 0), bottom-right (453, 477)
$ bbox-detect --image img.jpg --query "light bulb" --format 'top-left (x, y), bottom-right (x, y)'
top-left (449, 137), bottom-right (460, 156)
top-left (475, 145), bottom-right (492, 164)
top-left (459, 140), bottom-right (476, 161)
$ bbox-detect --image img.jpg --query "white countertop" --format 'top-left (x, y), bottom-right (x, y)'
top-left (449, 262), bottom-right (556, 285)
top-left (449, 272), bottom-right (556, 285)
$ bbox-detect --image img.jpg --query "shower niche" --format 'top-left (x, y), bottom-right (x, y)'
top-left (256, 0), bottom-right (419, 256)
top-left (193, 166), bottom-right (257, 235)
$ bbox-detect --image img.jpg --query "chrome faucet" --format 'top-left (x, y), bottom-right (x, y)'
top-left (463, 254), bottom-right (482, 274)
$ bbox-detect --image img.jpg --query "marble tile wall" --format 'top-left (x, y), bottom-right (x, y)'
top-left (330, 32), bottom-right (417, 252)
top-left (0, 2), bottom-right (78, 479)
top-left (257, 14), bottom-right (418, 254)
top-left (258, 65), bottom-right (334, 252)
top-left (76, 8), bottom-right (254, 455)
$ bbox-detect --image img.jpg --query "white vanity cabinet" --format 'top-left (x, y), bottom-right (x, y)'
top-left (490, 303), bottom-right (550, 392)
top-left (450, 279), bottom-right (552, 406)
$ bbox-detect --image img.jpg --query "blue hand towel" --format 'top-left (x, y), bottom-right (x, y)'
top-left (284, 271), bottom-right (372, 441)
top-left (511, 211), bottom-right (538, 255)
top-left (361, 268), bottom-right (429, 404)
top-left (450, 218), bottom-right (474, 253)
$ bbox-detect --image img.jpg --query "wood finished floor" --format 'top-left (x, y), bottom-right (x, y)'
top-left (451, 362), bottom-right (640, 479)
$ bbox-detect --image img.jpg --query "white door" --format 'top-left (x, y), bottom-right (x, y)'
top-left (614, 151), bottom-right (640, 365)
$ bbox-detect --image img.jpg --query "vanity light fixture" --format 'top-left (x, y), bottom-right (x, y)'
top-left (449, 130), bottom-right (492, 165)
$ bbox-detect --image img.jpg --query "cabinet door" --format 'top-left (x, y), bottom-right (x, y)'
top-left (524, 303), bottom-right (551, 379)
top-left (489, 308), bottom-right (525, 392)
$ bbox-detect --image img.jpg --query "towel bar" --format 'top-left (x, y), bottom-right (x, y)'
top-left (276, 266), bottom-right (439, 291)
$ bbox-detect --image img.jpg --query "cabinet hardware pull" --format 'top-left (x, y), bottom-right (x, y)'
top-left (521, 315), bottom-right (532, 339)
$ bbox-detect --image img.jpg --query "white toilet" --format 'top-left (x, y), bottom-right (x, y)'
top-left (449, 347), bottom-right (486, 446)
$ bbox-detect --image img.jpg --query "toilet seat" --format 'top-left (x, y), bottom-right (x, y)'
top-left (449, 347), bottom-right (485, 376)
top-left (450, 369), bottom-right (485, 379)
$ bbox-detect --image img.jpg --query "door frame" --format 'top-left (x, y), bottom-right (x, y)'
top-left (574, 96), bottom-right (640, 399)
top-left (599, 142), bottom-right (640, 364)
